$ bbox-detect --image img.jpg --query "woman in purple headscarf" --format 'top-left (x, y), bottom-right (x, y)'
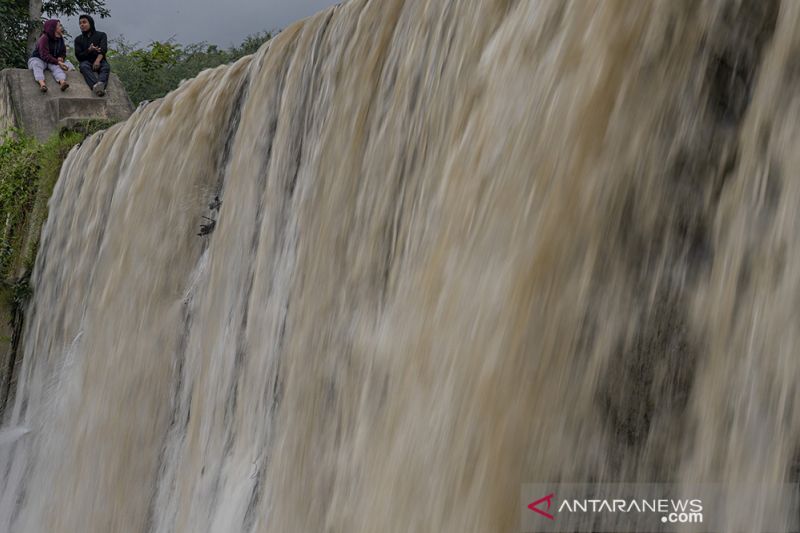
top-left (28, 19), bottom-right (73, 92)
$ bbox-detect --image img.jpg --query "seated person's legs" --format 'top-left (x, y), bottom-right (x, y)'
top-left (47, 63), bottom-right (69, 90)
top-left (79, 60), bottom-right (98, 88)
top-left (27, 57), bottom-right (47, 90)
top-left (98, 60), bottom-right (111, 86)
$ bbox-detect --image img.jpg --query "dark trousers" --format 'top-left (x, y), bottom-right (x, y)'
top-left (79, 59), bottom-right (111, 88)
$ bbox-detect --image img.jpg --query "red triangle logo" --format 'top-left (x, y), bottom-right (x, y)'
top-left (528, 493), bottom-right (556, 520)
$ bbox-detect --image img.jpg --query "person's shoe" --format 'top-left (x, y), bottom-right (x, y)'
top-left (93, 82), bottom-right (106, 97)
top-left (59, 81), bottom-right (69, 91)
top-left (39, 84), bottom-right (47, 93)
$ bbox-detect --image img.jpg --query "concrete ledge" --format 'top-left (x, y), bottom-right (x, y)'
top-left (0, 68), bottom-right (133, 141)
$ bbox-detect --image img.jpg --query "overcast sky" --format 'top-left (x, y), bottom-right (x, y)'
top-left (61, 0), bottom-right (340, 48)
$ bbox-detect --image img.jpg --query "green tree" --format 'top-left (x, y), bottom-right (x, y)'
top-left (110, 31), bottom-right (273, 105)
top-left (0, 1), bottom-right (32, 70)
top-left (108, 39), bottom-right (182, 105)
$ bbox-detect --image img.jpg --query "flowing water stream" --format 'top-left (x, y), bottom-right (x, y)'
top-left (1, 1), bottom-right (799, 531)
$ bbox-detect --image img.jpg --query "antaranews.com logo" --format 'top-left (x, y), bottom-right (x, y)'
top-left (520, 483), bottom-right (798, 532)
top-left (528, 492), bottom-right (702, 525)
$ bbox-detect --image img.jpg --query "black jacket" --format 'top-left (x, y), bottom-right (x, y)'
top-left (74, 15), bottom-right (108, 63)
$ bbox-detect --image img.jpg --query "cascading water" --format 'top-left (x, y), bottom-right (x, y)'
top-left (1, 0), bottom-right (798, 531)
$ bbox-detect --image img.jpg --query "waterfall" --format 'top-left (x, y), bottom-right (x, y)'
top-left (1, 1), bottom-right (799, 531)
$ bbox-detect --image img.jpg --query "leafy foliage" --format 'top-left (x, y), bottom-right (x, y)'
top-left (41, 0), bottom-right (109, 18)
top-left (0, 122), bottom-right (112, 281)
top-left (0, 0), bottom-right (33, 70)
top-left (110, 32), bottom-right (274, 105)
top-left (0, 130), bottom-right (39, 274)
